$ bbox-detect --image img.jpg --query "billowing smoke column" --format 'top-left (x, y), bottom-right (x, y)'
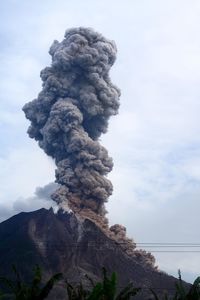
top-left (23, 27), bottom-right (120, 217)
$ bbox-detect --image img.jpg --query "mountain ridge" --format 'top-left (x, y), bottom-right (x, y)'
top-left (0, 208), bottom-right (188, 299)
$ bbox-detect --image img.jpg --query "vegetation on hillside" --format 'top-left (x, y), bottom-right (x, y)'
top-left (0, 265), bottom-right (62, 300)
top-left (65, 267), bottom-right (140, 300)
top-left (150, 270), bottom-right (200, 300)
top-left (0, 266), bottom-right (199, 299)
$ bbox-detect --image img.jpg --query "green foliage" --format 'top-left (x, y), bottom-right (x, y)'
top-left (1, 266), bottom-right (200, 300)
top-left (66, 267), bottom-right (141, 300)
top-left (150, 270), bottom-right (200, 300)
top-left (65, 281), bottom-right (90, 300)
top-left (0, 265), bottom-right (63, 300)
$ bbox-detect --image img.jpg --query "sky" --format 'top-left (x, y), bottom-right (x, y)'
top-left (1, 0), bottom-right (200, 283)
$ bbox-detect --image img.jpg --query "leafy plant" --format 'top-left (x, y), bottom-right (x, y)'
top-left (0, 265), bottom-right (63, 300)
top-left (150, 270), bottom-right (200, 300)
top-left (65, 280), bottom-right (90, 300)
top-left (66, 267), bottom-right (141, 300)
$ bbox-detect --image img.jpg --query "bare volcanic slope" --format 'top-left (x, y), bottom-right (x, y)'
top-left (0, 208), bottom-right (186, 299)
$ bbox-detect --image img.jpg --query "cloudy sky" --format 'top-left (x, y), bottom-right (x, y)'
top-left (1, 0), bottom-right (200, 283)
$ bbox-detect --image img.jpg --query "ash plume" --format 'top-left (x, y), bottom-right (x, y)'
top-left (23, 27), bottom-right (120, 217)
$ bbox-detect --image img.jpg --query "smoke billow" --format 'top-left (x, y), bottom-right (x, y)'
top-left (22, 27), bottom-right (156, 266)
top-left (23, 27), bottom-right (120, 217)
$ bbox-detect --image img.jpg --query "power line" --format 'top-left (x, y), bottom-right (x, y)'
top-left (137, 246), bottom-right (200, 248)
top-left (3, 241), bottom-right (200, 246)
top-left (2, 246), bottom-right (200, 253)
top-left (3, 240), bottom-right (200, 253)
top-left (140, 251), bottom-right (200, 253)
top-left (137, 242), bottom-right (200, 245)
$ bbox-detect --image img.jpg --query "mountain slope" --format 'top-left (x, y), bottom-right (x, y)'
top-left (0, 208), bottom-right (187, 299)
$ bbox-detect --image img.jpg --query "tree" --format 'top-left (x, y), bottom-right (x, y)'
top-left (0, 265), bottom-right (62, 300)
top-left (65, 267), bottom-right (141, 300)
top-left (150, 270), bottom-right (200, 300)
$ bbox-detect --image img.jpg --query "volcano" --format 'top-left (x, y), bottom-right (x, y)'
top-left (0, 208), bottom-right (187, 299)
top-left (1, 27), bottom-right (189, 299)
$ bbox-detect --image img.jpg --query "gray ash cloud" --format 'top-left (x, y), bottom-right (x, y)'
top-left (0, 183), bottom-right (58, 223)
top-left (23, 27), bottom-right (120, 216)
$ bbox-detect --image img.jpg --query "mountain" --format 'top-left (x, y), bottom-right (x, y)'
top-left (0, 208), bottom-right (188, 299)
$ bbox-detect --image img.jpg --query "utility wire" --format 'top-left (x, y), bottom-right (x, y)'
top-left (137, 246), bottom-right (200, 247)
top-left (137, 242), bottom-right (200, 245)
